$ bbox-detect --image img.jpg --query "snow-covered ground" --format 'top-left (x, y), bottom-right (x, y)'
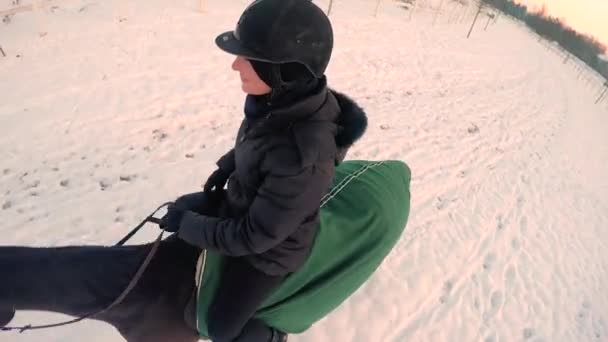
top-left (1, 0), bottom-right (608, 341)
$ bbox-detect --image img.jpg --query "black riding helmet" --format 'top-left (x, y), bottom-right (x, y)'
top-left (215, 0), bottom-right (334, 78)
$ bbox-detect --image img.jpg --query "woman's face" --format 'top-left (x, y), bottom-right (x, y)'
top-left (232, 56), bottom-right (272, 95)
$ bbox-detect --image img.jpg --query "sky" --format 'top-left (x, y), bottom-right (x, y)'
top-left (516, 0), bottom-right (608, 48)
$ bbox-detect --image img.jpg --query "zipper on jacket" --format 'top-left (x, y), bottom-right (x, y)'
top-left (240, 112), bottom-right (273, 143)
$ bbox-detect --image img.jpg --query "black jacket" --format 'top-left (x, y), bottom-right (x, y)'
top-left (178, 82), bottom-right (367, 275)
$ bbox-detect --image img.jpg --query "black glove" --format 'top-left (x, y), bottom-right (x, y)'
top-left (175, 191), bottom-right (207, 212)
top-left (160, 203), bottom-right (187, 232)
top-left (204, 168), bottom-right (230, 193)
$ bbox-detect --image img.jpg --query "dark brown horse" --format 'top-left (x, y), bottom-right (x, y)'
top-left (0, 235), bottom-right (204, 342)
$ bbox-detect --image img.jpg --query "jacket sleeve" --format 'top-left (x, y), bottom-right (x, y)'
top-left (216, 148), bottom-right (236, 174)
top-left (178, 154), bottom-right (332, 256)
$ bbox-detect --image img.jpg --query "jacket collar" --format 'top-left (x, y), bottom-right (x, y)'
top-left (247, 77), bottom-right (334, 136)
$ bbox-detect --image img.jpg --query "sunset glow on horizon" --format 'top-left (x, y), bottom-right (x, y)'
top-left (516, 0), bottom-right (608, 47)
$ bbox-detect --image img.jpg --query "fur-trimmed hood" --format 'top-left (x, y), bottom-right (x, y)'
top-left (331, 90), bottom-right (368, 148)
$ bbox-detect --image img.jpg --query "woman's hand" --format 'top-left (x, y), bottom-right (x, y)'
top-left (160, 203), bottom-right (187, 232)
top-left (175, 191), bottom-right (207, 212)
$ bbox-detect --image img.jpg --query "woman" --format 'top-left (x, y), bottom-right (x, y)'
top-left (161, 0), bottom-right (368, 341)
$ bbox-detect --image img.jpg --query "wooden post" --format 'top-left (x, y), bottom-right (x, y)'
top-left (467, 3), bottom-right (483, 38)
top-left (461, 2), bottom-right (475, 24)
top-left (373, 0), bottom-right (382, 17)
top-left (408, 0), bottom-right (416, 21)
top-left (596, 82), bottom-right (608, 104)
top-left (484, 13), bottom-right (492, 30)
top-left (493, 10), bottom-right (500, 24)
top-left (432, 0), bottom-right (444, 25)
top-left (458, 5), bottom-right (468, 24)
top-left (447, 1), bottom-right (459, 24)
top-left (0, 45), bottom-right (5, 57)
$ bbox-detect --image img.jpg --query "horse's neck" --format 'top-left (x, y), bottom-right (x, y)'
top-left (0, 244), bottom-right (144, 317)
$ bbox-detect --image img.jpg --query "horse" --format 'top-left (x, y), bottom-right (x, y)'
top-left (0, 159), bottom-right (412, 342)
top-left (0, 234), bottom-right (203, 342)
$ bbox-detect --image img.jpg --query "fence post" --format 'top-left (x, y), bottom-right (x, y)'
top-left (493, 10), bottom-right (500, 24)
top-left (467, 3), bottom-right (483, 38)
top-left (409, 0), bottom-right (416, 21)
top-left (461, 3), bottom-right (474, 24)
top-left (458, 3), bottom-right (469, 24)
top-left (596, 82), bottom-right (608, 104)
top-left (447, 1), bottom-right (459, 24)
top-left (374, 0), bottom-right (382, 17)
top-left (484, 13), bottom-right (493, 30)
top-left (433, 0), bottom-right (444, 25)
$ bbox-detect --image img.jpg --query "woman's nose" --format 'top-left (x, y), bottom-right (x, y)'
top-left (232, 56), bottom-right (241, 71)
